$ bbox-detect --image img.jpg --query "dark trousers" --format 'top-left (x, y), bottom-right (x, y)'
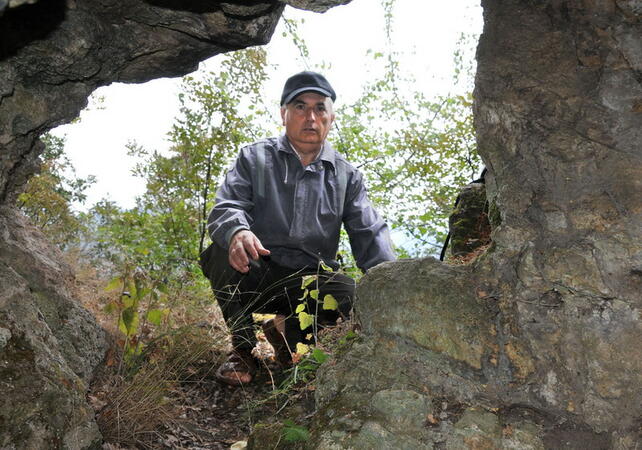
top-left (200, 242), bottom-right (355, 352)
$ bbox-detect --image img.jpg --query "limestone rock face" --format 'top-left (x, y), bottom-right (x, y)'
top-left (474, 0), bottom-right (642, 433)
top-left (0, 205), bottom-right (106, 448)
top-left (0, 0), bottom-right (350, 447)
top-left (297, 0), bottom-right (642, 448)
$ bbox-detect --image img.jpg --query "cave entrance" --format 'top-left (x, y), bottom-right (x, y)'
top-left (5, 1), bottom-right (483, 447)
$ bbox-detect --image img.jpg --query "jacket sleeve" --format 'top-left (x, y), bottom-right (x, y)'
top-left (207, 148), bottom-right (254, 249)
top-left (342, 168), bottom-right (396, 272)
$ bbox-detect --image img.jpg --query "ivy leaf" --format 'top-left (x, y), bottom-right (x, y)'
top-left (323, 294), bottom-right (338, 311)
top-left (127, 280), bottom-right (137, 299)
top-left (121, 293), bottom-right (134, 308)
top-left (309, 289), bottom-right (319, 300)
top-left (295, 342), bottom-right (310, 355)
top-left (295, 303), bottom-right (306, 314)
top-left (298, 311), bottom-right (314, 330)
top-left (301, 275), bottom-right (316, 289)
top-left (120, 307), bottom-right (139, 336)
top-left (136, 286), bottom-right (151, 301)
top-left (311, 348), bottom-right (329, 364)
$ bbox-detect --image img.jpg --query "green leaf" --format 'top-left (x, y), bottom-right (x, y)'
top-left (122, 293), bottom-right (134, 308)
top-left (320, 261), bottom-right (333, 272)
top-left (322, 294), bottom-right (338, 311)
top-left (298, 311), bottom-right (314, 330)
top-left (137, 286), bottom-right (151, 301)
top-left (118, 315), bottom-right (128, 335)
top-left (120, 306), bottom-right (139, 336)
top-left (146, 309), bottom-right (163, 326)
top-left (282, 420), bottom-right (310, 443)
top-left (156, 284), bottom-right (169, 295)
top-left (105, 277), bottom-right (122, 292)
top-left (295, 303), bottom-right (306, 314)
top-left (297, 361), bottom-right (318, 372)
top-left (127, 280), bottom-right (137, 299)
top-left (311, 348), bottom-right (329, 364)
top-left (295, 342), bottom-right (310, 355)
top-left (345, 330), bottom-right (357, 340)
top-left (103, 301), bottom-right (119, 314)
top-left (309, 289), bottom-right (319, 300)
top-left (301, 275), bottom-right (316, 289)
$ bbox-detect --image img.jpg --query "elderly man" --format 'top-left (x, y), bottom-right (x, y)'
top-left (201, 71), bottom-right (395, 386)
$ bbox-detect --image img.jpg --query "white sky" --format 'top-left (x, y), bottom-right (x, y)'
top-left (52, 0), bottom-right (482, 209)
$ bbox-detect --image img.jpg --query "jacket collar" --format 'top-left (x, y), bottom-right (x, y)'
top-left (277, 134), bottom-right (337, 172)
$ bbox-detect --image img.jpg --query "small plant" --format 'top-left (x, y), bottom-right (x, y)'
top-left (295, 261), bottom-right (340, 342)
top-left (104, 269), bottom-right (170, 373)
top-left (282, 419), bottom-right (310, 443)
top-left (287, 347), bottom-right (330, 386)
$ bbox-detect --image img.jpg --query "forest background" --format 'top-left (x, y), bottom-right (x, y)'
top-left (15, 1), bottom-right (483, 445)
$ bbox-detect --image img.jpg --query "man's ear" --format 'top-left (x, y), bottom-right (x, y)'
top-left (280, 106), bottom-right (286, 126)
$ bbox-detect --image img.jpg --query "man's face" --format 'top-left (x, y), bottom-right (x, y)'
top-left (281, 92), bottom-right (335, 151)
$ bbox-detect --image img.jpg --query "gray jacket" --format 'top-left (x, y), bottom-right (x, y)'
top-left (207, 134), bottom-right (395, 272)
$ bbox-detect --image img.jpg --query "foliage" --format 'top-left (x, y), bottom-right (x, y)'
top-left (104, 271), bottom-right (170, 370)
top-left (295, 264), bottom-right (339, 346)
top-left (17, 133), bottom-right (95, 249)
top-left (282, 419), bottom-right (310, 443)
top-left (331, 41), bottom-right (481, 255)
top-left (25, 3), bottom-right (484, 447)
top-left (281, 4), bottom-right (481, 256)
top-left (89, 48), bottom-right (271, 276)
top-left (111, 47), bottom-right (271, 280)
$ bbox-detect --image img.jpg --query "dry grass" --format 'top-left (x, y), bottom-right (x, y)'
top-left (446, 242), bottom-right (491, 265)
top-left (62, 250), bottom-right (233, 448)
top-left (92, 325), bottom-right (225, 449)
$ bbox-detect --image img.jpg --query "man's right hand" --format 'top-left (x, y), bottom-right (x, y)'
top-left (228, 230), bottom-right (271, 273)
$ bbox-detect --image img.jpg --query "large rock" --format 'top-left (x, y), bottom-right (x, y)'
top-left (0, 0), bottom-right (350, 447)
top-left (474, 0), bottom-right (642, 433)
top-left (0, 205), bottom-right (106, 448)
top-left (292, 0), bottom-right (642, 448)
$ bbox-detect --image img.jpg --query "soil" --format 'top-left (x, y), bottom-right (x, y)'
top-left (155, 346), bottom-right (314, 449)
